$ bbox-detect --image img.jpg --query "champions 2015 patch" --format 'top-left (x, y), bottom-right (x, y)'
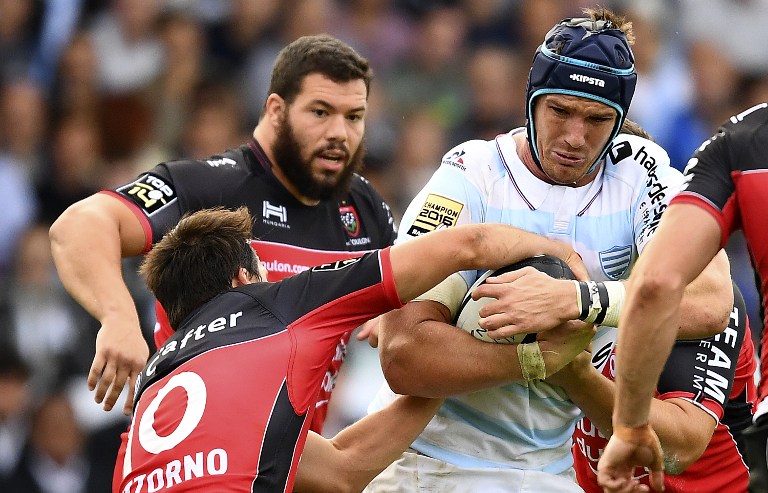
top-left (116, 174), bottom-right (177, 215)
top-left (406, 194), bottom-right (464, 236)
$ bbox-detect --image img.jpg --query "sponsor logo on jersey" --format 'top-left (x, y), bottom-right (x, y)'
top-left (117, 174), bottom-right (177, 216)
top-left (442, 149), bottom-right (466, 171)
top-left (591, 339), bottom-right (614, 373)
top-left (608, 140), bottom-right (633, 163)
top-left (634, 145), bottom-right (669, 242)
top-left (252, 241), bottom-right (372, 281)
top-left (406, 194), bottom-right (464, 237)
top-left (122, 448), bottom-right (228, 492)
top-left (311, 257), bottom-right (363, 272)
top-left (599, 245), bottom-right (631, 280)
top-left (692, 307), bottom-right (740, 405)
top-left (339, 205), bottom-right (360, 237)
top-left (262, 200), bottom-right (289, 229)
top-left (569, 73), bottom-right (605, 87)
top-left (205, 157), bottom-right (237, 167)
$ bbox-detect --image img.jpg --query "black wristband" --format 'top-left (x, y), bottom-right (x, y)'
top-left (577, 281), bottom-right (591, 321)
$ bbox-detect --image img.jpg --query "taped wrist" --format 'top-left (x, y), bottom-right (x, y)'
top-left (573, 280), bottom-right (625, 326)
top-left (517, 341), bottom-right (546, 381)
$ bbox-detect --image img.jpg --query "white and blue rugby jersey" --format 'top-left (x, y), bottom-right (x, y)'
top-left (369, 128), bottom-right (685, 474)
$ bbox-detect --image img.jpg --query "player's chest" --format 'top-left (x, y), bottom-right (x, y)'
top-left (251, 198), bottom-right (375, 250)
top-left (485, 188), bottom-right (636, 279)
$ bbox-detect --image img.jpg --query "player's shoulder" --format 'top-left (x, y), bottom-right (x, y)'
top-left (348, 173), bottom-right (390, 208)
top-left (604, 133), bottom-right (677, 181)
top-left (724, 102), bottom-right (768, 134)
top-left (350, 172), bottom-right (382, 196)
top-left (162, 145), bottom-right (254, 181)
top-left (716, 102), bottom-right (768, 150)
top-left (347, 173), bottom-right (396, 225)
top-left (437, 136), bottom-right (508, 181)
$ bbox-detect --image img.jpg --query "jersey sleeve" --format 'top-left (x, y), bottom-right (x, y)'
top-left (670, 124), bottom-right (738, 247)
top-left (108, 153), bottom-right (251, 247)
top-left (396, 140), bottom-right (497, 294)
top-left (656, 282), bottom-right (748, 421)
top-left (257, 249), bottom-right (401, 414)
top-left (106, 164), bottom-right (185, 249)
top-left (257, 249), bottom-right (401, 333)
top-left (673, 103), bottom-right (768, 247)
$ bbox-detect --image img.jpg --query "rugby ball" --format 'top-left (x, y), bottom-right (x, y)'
top-left (454, 255), bottom-right (576, 344)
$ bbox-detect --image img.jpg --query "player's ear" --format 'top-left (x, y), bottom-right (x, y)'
top-left (265, 94), bottom-right (285, 124)
top-left (233, 267), bottom-right (256, 287)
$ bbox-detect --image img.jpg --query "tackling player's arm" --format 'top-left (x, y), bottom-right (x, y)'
top-left (293, 396), bottom-right (444, 493)
top-left (550, 353), bottom-right (715, 474)
top-left (378, 299), bottom-right (592, 396)
top-left (49, 193), bottom-right (149, 415)
top-left (386, 222), bottom-right (586, 304)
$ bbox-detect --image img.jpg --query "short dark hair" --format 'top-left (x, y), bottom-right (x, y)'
top-left (140, 207), bottom-right (259, 329)
top-left (267, 34), bottom-right (373, 105)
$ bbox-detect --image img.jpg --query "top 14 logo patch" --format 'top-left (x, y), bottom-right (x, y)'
top-left (117, 174), bottom-right (176, 215)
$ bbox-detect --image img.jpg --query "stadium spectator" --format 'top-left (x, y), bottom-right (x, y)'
top-left (0, 347), bottom-right (31, 488)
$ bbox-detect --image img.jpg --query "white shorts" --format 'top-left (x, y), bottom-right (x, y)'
top-left (363, 450), bottom-right (585, 493)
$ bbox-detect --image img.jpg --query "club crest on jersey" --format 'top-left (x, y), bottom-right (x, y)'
top-left (339, 205), bottom-right (360, 237)
top-left (116, 173), bottom-right (176, 216)
top-left (407, 194), bottom-right (464, 237)
top-left (599, 245), bottom-right (631, 280)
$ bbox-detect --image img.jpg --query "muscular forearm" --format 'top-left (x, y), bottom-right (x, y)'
top-left (615, 206), bottom-right (723, 428)
top-left (649, 398), bottom-right (714, 473)
top-left (380, 314), bottom-right (522, 396)
top-left (555, 361), bottom-right (614, 435)
top-left (294, 396), bottom-right (443, 493)
top-left (614, 277), bottom-right (680, 427)
top-left (391, 223), bottom-right (587, 302)
top-left (379, 303), bottom-right (589, 397)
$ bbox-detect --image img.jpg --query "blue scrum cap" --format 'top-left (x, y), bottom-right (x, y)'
top-left (525, 16), bottom-right (637, 172)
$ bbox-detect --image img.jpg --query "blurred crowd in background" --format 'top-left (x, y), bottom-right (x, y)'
top-left (1, 0), bottom-right (767, 491)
